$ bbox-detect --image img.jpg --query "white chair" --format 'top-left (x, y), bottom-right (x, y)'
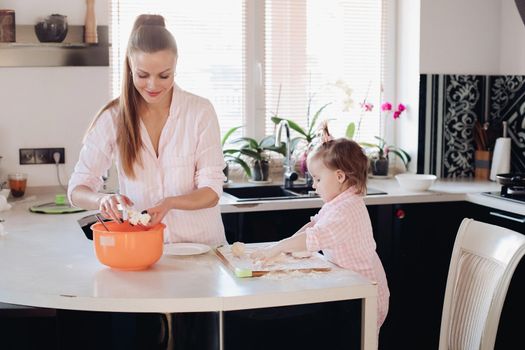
top-left (439, 218), bottom-right (525, 350)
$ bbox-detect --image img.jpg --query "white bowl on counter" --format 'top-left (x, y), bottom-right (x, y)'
top-left (395, 174), bottom-right (437, 192)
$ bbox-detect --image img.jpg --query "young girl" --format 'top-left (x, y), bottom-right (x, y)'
top-left (252, 124), bottom-right (390, 329)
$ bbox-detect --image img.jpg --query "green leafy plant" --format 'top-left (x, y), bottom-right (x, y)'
top-left (360, 136), bottom-right (411, 171)
top-left (221, 126), bottom-right (251, 177)
top-left (225, 134), bottom-right (286, 178)
top-left (271, 102), bottom-right (331, 154)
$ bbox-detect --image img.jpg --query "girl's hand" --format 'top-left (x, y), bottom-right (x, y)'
top-left (98, 194), bottom-right (134, 223)
top-left (250, 244), bottom-right (281, 264)
top-left (146, 198), bottom-right (172, 226)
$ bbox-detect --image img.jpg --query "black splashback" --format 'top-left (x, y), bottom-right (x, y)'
top-left (418, 74), bottom-right (525, 177)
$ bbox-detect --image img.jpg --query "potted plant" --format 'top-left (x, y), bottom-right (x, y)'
top-left (221, 126), bottom-right (250, 182)
top-left (360, 136), bottom-right (411, 176)
top-left (230, 135), bottom-right (286, 181)
top-left (271, 102), bottom-right (331, 185)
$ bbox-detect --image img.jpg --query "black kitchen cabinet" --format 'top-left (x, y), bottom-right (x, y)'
top-left (369, 202), bottom-right (472, 350)
top-left (222, 208), bottom-right (319, 244)
top-left (464, 203), bottom-right (525, 350)
top-left (222, 202), bottom-right (472, 350)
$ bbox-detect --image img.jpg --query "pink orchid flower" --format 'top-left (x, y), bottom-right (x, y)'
top-left (393, 110), bottom-right (401, 119)
top-left (381, 102), bottom-right (392, 112)
top-left (360, 102), bottom-right (374, 112)
top-left (397, 103), bottom-right (406, 112)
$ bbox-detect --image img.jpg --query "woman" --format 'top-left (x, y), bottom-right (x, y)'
top-left (66, 14), bottom-right (225, 349)
top-left (68, 14), bottom-right (226, 246)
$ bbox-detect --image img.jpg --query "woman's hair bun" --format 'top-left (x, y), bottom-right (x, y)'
top-left (132, 14), bottom-right (166, 32)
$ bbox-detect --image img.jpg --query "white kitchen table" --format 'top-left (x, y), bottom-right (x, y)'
top-left (0, 196), bottom-right (378, 349)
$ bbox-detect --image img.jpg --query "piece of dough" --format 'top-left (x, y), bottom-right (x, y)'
top-left (127, 209), bottom-right (151, 226)
top-left (231, 241), bottom-right (245, 257)
top-left (291, 251), bottom-right (312, 259)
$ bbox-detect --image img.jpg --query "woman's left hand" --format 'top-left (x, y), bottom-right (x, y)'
top-left (146, 198), bottom-right (172, 226)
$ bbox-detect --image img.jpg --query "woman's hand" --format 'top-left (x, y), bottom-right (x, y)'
top-left (146, 198), bottom-right (172, 226)
top-left (97, 194), bottom-right (133, 223)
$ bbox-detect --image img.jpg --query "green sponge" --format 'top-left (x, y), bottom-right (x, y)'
top-left (235, 268), bottom-right (253, 278)
top-left (55, 194), bottom-right (66, 205)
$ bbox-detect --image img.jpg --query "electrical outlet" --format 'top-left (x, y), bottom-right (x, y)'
top-left (19, 148), bottom-right (65, 165)
top-left (19, 149), bottom-right (36, 164)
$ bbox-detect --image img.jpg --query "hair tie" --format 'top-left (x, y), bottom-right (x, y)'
top-left (322, 134), bottom-right (334, 144)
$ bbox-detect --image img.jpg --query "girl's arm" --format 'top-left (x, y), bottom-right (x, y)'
top-left (251, 232), bottom-right (308, 262)
top-left (292, 221), bottom-right (314, 237)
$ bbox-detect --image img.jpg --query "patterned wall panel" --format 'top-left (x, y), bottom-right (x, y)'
top-left (418, 74), bottom-right (525, 177)
top-left (488, 76), bottom-right (525, 172)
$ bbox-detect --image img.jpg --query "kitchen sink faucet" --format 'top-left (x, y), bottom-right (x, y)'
top-left (275, 120), bottom-right (298, 189)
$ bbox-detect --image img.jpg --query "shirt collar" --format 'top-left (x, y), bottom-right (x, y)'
top-left (325, 186), bottom-right (359, 206)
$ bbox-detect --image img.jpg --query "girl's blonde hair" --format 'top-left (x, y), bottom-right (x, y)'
top-left (85, 14), bottom-right (178, 178)
top-left (309, 122), bottom-right (369, 195)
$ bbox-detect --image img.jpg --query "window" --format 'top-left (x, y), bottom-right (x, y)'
top-left (110, 0), bottom-right (391, 143)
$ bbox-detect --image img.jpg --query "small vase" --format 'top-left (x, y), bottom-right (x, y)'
top-left (251, 160), bottom-right (269, 181)
top-left (371, 157), bottom-right (389, 176)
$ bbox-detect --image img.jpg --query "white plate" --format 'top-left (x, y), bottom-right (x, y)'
top-left (164, 243), bottom-right (211, 256)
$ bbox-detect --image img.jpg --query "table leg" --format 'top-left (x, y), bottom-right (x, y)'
top-left (361, 296), bottom-right (378, 350)
top-left (219, 311), bottom-right (224, 350)
top-left (165, 313), bottom-right (173, 349)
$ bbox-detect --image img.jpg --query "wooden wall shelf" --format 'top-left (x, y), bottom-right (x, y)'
top-left (0, 25), bottom-right (109, 67)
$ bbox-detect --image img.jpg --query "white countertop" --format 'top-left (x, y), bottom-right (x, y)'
top-left (0, 197), bottom-right (376, 314)
top-left (220, 178), bottom-right (525, 216)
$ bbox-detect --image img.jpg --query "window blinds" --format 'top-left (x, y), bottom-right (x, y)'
top-left (110, 0), bottom-right (245, 137)
top-left (110, 0), bottom-right (387, 142)
top-left (264, 0), bottom-right (385, 142)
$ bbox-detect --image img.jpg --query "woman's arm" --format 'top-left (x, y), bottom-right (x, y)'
top-left (71, 185), bottom-right (133, 222)
top-left (146, 187), bottom-right (219, 225)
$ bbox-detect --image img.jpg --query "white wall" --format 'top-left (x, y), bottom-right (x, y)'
top-left (420, 0), bottom-right (501, 74)
top-left (499, 0), bottom-right (525, 74)
top-left (0, 1), bottom-right (110, 187)
top-left (420, 0), bottom-right (525, 75)
top-left (394, 0), bottom-right (421, 173)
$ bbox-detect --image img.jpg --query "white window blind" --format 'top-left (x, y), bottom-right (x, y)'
top-left (110, 0), bottom-right (245, 138)
top-left (110, 0), bottom-right (389, 142)
top-left (264, 0), bottom-right (385, 143)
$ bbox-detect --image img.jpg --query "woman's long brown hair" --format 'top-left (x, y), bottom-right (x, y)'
top-left (85, 14), bottom-right (178, 178)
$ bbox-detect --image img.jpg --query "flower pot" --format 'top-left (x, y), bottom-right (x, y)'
top-left (251, 160), bottom-right (269, 181)
top-left (223, 163), bottom-right (229, 183)
top-left (371, 157), bottom-right (389, 176)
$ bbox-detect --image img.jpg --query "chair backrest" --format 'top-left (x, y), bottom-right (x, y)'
top-left (439, 218), bottom-right (525, 350)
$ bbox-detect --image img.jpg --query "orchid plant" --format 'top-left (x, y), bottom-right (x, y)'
top-left (358, 102), bottom-right (411, 171)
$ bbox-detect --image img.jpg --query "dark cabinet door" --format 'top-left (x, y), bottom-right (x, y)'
top-left (371, 202), bottom-right (472, 350)
top-left (222, 208), bottom-right (319, 244)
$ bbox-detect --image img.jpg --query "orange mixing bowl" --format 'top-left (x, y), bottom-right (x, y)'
top-left (91, 221), bottom-right (165, 271)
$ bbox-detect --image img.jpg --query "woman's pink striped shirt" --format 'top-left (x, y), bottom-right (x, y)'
top-left (68, 85), bottom-right (227, 246)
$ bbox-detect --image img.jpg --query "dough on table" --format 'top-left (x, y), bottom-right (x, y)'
top-left (291, 251), bottom-right (312, 259)
top-left (231, 241), bottom-right (245, 257)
